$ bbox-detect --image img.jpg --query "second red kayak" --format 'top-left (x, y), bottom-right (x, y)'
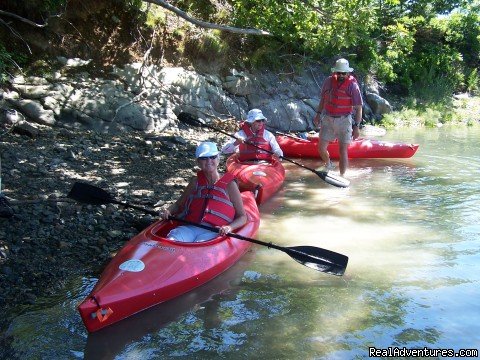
top-left (276, 134), bottom-right (419, 159)
top-left (226, 153), bottom-right (285, 204)
top-left (78, 191), bottom-right (260, 333)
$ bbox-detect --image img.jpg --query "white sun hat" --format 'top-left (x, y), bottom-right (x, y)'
top-left (331, 58), bottom-right (354, 73)
top-left (246, 109), bottom-right (267, 123)
top-left (195, 141), bottom-right (220, 158)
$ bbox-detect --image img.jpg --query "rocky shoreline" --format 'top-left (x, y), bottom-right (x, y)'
top-left (0, 120), bottom-right (231, 344)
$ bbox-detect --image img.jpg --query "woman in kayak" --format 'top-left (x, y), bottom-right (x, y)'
top-left (221, 108), bottom-right (283, 162)
top-left (159, 141), bottom-right (247, 242)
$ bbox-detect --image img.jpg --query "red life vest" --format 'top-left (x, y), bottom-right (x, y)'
top-left (181, 171), bottom-right (236, 226)
top-left (237, 122), bottom-right (272, 162)
top-left (324, 75), bottom-right (357, 115)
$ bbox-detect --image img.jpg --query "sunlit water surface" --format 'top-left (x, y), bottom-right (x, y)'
top-left (6, 127), bottom-right (480, 359)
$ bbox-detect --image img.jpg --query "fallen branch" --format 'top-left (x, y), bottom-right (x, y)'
top-left (144, 0), bottom-right (271, 36)
top-left (0, 9), bottom-right (53, 28)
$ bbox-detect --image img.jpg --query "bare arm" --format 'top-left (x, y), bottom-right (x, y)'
top-left (218, 180), bottom-right (247, 235)
top-left (353, 104), bottom-right (362, 125)
top-left (314, 84), bottom-right (327, 127)
top-left (352, 104), bottom-right (362, 140)
top-left (159, 177), bottom-right (196, 219)
top-left (221, 131), bottom-right (246, 154)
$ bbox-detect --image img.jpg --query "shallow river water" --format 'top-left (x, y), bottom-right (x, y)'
top-left (6, 126), bottom-right (480, 359)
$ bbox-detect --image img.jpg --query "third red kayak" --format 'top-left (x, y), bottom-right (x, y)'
top-left (276, 134), bottom-right (419, 159)
top-left (226, 153), bottom-right (285, 204)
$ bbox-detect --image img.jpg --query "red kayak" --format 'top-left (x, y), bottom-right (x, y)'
top-left (226, 153), bottom-right (285, 204)
top-left (276, 134), bottom-right (419, 159)
top-left (78, 191), bottom-right (260, 333)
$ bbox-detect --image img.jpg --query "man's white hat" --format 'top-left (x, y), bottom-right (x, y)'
top-left (246, 109), bottom-right (267, 123)
top-left (195, 142), bottom-right (219, 158)
top-left (331, 58), bottom-right (354, 73)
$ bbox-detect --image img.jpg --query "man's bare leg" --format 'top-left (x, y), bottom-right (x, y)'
top-left (338, 142), bottom-right (349, 176)
top-left (318, 138), bottom-right (331, 169)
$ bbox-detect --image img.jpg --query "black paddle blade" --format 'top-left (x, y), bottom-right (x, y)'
top-left (177, 112), bottom-right (204, 127)
top-left (314, 170), bottom-right (350, 188)
top-left (67, 182), bottom-right (114, 205)
top-left (287, 246), bottom-right (348, 276)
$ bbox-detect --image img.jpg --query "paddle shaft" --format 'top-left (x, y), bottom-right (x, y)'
top-left (109, 198), bottom-right (307, 253)
top-left (170, 216), bottom-right (286, 252)
top-left (183, 118), bottom-right (348, 187)
top-left (191, 120), bottom-right (312, 169)
top-left (273, 130), bottom-right (308, 141)
top-left (68, 182), bottom-right (348, 275)
top-left (97, 196), bottom-right (296, 249)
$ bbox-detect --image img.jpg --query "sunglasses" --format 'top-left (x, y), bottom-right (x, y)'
top-left (198, 155), bottom-right (218, 160)
top-left (336, 72), bottom-right (348, 75)
top-left (254, 119), bottom-right (265, 123)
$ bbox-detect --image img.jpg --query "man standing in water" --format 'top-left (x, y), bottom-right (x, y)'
top-left (313, 58), bottom-right (363, 176)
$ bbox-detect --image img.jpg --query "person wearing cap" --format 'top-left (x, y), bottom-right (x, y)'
top-left (313, 58), bottom-right (363, 176)
top-left (159, 141), bottom-right (247, 242)
top-left (221, 109), bottom-right (283, 162)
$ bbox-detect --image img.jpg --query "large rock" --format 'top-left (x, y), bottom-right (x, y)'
top-left (222, 69), bottom-right (255, 96)
top-left (5, 58), bottom-right (390, 133)
top-left (365, 93), bottom-right (393, 118)
top-left (7, 99), bottom-right (56, 125)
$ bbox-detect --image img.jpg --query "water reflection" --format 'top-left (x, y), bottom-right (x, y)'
top-left (5, 127), bottom-right (480, 359)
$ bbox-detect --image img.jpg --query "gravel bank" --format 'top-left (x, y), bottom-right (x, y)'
top-left (0, 121), bottom-right (231, 342)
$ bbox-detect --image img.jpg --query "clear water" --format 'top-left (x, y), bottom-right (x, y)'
top-left (6, 126), bottom-right (480, 359)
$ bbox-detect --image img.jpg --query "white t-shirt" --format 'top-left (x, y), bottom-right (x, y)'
top-left (221, 129), bottom-right (283, 157)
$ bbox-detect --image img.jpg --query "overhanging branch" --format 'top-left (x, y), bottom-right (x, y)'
top-left (0, 9), bottom-right (51, 28)
top-left (143, 0), bottom-right (271, 36)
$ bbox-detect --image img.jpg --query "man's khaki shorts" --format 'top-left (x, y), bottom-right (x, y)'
top-left (319, 115), bottom-right (353, 144)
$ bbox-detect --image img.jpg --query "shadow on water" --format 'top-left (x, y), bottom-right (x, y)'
top-left (83, 253), bottom-right (253, 359)
top-left (5, 252), bottom-right (253, 360)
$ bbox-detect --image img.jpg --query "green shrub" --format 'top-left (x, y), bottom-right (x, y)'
top-left (0, 44), bottom-right (12, 83)
top-left (466, 69), bottom-right (479, 93)
top-left (145, 6), bottom-right (167, 28)
top-left (0, 44), bottom-right (27, 84)
top-left (183, 30), bottom-right (230, 63)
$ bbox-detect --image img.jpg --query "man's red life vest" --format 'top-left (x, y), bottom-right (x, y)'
top-left (324, 75), bottom-right (357, 116)
top-left (180, 171), bottom-right (236, 226)
top-left (237, 122), bottom-right (272, 162)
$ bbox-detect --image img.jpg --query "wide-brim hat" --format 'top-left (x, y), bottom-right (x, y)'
top-left (246, 109), bottom-right (267, 123)
top-left (331, 58), bottom-right (353, 73)
top-left (195, 141), bottom-right (219, 158)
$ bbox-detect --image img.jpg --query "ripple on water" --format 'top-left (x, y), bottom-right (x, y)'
top-left (7, 128), bottom-right (480, 360)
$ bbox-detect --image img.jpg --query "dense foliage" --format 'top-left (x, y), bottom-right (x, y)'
top-left (229, 0), bottom-right (480, 99)
top-left (1, 0), bottom-right (479, 103)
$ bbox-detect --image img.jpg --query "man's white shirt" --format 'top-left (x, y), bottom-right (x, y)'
top-left (221, 129), bottom-right (283, 157)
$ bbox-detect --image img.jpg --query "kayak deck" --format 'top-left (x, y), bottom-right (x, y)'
top-left (226, 154), bottom-right (285, 204)
top-left (276, 135), bottom-right (419, 159)
top-left (78, 191), bottom-right (260, 333)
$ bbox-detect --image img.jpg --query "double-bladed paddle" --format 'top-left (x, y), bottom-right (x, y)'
top-left (273, 130), bottom-right (309, 141)
top-left (178, 115), bottom-right (350, 188)
top-left (68, 182), bottom-right (348, 276)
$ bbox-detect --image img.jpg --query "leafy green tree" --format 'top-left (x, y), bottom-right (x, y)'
top-left (2, 0), bottom-right (480, 99)
top-left (228, 0), bottom-right (479, 99)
